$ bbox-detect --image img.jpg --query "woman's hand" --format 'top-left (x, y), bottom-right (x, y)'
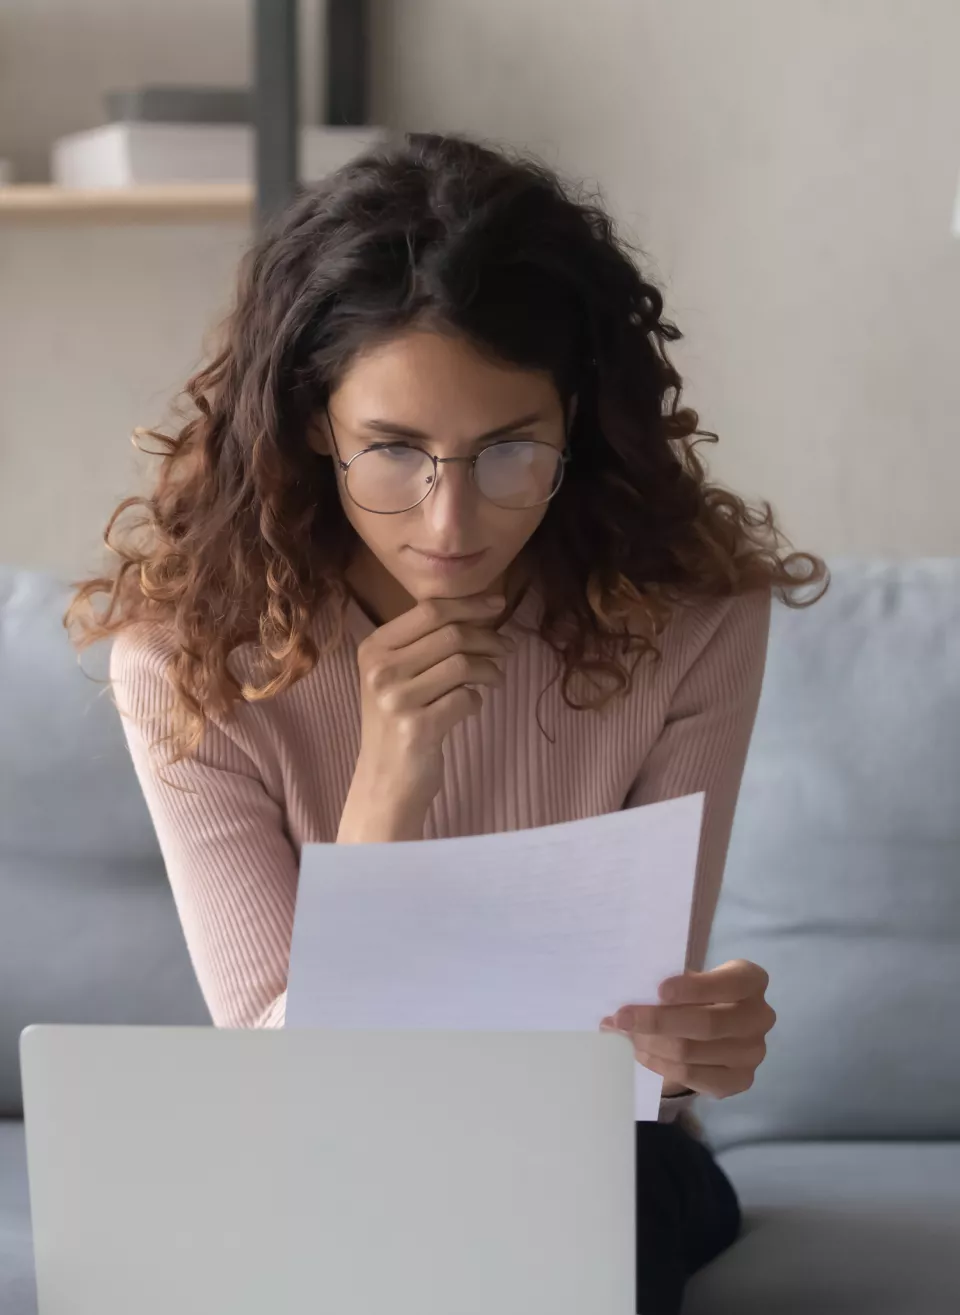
top-left (338, 592), bottom-right (513, 842)
top-left (601, 960), bottom-right (776, 1099)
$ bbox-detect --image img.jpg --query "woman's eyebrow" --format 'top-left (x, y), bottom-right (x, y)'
top-left (360, 411), bottom-right (548, 443)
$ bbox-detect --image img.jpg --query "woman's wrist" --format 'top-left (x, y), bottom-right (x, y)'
top-left (337, 778), bottom-right (429, 844)
top-left (336, 809), bottom-right (425, 843)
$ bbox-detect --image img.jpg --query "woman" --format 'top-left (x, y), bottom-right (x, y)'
top-left (70, 132), bottom-right (824, 1313)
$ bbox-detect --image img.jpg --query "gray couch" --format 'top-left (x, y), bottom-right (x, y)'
top-left (2, 559), bottom-right (958, 1313)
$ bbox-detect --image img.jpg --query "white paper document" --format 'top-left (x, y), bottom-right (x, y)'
top-left (286, 792), bottom-right (704, 1120)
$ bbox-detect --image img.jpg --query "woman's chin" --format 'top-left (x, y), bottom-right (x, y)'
top-left (400, 548), bottom-right (505, 597)
top-left (408, 578), bottom-right (501, 601)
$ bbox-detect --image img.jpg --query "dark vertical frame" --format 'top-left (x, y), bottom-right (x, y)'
top-left (325, 0), bottom-right (368, 126)
top-left (253, 0), bottom-right (299, 225)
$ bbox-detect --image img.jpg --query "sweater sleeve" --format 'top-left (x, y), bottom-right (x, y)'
top-left (625, 587), bottom-right (772, 1123)
top-left (110, 632), bottom-right (296, 1029)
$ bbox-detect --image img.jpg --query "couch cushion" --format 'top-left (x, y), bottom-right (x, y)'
top-left (0, 1121), bottom-right (35, 1315)
top-left (684, 1140), bottom-right (960, 1315)
top-left (699, 559), bottom-right (960, 1149)
top-left (0, 569), bottom-right (208, 1116)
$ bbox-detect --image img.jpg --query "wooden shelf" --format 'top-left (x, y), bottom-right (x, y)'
top-left (0, 183), bottom-right (253, 224)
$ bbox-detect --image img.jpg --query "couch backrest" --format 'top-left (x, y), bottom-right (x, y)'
top-left (0, 569), bottom-right (208, 1117)
top-left (700, 558), bottom-right (960, 1150)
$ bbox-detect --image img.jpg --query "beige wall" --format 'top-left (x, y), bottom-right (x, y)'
top-left (0, 222), bottom-right (249, 573)
top-left (372, 0), bottom-right (960, 560)
top-left (2, 0), bottom-right (959, 574)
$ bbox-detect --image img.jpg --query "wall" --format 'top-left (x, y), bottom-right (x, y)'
top-left (371, 0), bottom-right (960, 560)
top-left (2, 0), bottom-right (959, 574)
top-left (0, 222), bottom-right (249, 573)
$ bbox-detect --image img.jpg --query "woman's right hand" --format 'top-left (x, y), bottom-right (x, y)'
top-left (337, 592), bottom-right (514, 842)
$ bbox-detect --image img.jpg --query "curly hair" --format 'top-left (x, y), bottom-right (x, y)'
top-left (68, 131), bottom-right (826, 757)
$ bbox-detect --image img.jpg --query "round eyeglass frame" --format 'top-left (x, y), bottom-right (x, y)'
top-left (324, 406), bottom-right (572, 515)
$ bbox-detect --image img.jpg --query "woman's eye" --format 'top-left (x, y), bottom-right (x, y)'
top-left (487, 440), bottom-right (533, 459)
top-left (374, 444), bottom-right (421, 461)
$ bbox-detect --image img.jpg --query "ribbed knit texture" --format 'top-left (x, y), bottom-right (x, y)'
top-left (111, 584), bottom-right (771, 1123)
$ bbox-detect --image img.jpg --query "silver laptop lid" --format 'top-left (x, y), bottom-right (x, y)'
top-left (22, 1026), bottom-right (636, 1315)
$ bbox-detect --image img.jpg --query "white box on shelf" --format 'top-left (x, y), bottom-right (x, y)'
top-left (52, 123), bottom-right (387, 189)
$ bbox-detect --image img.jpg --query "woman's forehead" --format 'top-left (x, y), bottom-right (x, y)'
top-left (331, 328), bottom-right (563, 426)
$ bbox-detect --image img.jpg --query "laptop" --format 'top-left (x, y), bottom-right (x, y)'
top-left (21, 1025), bottom-right (636, 1315)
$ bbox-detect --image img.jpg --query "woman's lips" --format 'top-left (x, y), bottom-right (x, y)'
top-left (406, 547), bottom-right (488, 573)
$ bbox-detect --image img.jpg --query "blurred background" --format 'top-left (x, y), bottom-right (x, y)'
top-left (1, 0), bottom-right (959, 571)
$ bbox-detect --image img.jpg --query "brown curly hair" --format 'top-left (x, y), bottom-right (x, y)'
top-left (68, 131), bottom-right (826, 757)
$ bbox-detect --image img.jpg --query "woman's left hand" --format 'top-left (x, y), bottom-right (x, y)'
top-left (601, 959), bottom-right (776, 1099)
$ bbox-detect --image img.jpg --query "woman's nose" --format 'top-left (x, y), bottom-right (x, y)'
top-left (423, 458), bottom-right (479, 529)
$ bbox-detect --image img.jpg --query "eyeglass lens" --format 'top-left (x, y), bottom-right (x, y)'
top-left (344, 441), bottom-right (564, 513)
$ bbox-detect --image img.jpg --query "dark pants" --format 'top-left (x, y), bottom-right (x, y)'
top-left (634, 1121), bottom-right (742, 1315)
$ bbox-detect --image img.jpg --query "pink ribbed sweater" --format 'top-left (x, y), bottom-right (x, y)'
top-left (111, 583), bottom-right (771, 1123)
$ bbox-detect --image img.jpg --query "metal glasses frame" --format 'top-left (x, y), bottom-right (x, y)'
top-left (324, 407), bottom-right (572, 515)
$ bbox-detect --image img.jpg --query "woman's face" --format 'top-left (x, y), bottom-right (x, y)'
top-left (318, 328), bottom-right (570, 613)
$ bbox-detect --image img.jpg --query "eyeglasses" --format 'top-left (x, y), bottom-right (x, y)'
top-left (325, 409), bottom-right (571, 515)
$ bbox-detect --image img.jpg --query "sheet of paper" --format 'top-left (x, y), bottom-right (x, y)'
top-left (286, 792), bottom-right (704, 1120)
